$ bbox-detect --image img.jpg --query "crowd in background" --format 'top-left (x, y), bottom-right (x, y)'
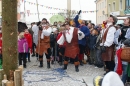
top-left (0, 10), bottom-right (130, 86)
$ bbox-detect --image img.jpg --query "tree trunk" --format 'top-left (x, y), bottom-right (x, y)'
top-left (2, 0), bottom-right (18, 79)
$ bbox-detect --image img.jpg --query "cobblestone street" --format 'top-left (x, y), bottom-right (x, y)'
top-left (23, 55), bottom-right (104, 86)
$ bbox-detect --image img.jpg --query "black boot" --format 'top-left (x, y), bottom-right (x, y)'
top-left (47, 60), bottom-right (50, 69)
top-left (75, 65), bottom-right (79, 72)
top-left (80, 60), bottom-right (83, 66)
top-left (28, 53), bottom-right (31, 62)
top-left (63, 64), bottom-right (67, 70)
top-left (39, 61), bottom-right (43, 67)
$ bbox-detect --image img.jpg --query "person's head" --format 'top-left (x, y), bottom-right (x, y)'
top-left (42, 18), bottom-right (47, 25)
top-left (59, 25), bottom-right (65, 32)
top-left (52, 25), bottom-right (57, 28)
top-left (107, 15), bottom-right (118, 25)
top-left (24, 29), bottom-right (29, 33)
top-left (31, 22), bottom-right (35, 27)
top-left (54, 22), bottom-right (57, 25)
top-left (52, 28), bottom-right (58, 34)
top-left (91, 29), bottom-right (98, 36)
top-left (123, 39), bottom-right (130, 47)
top-left (19, 32), bottom-right (25, 39)
top-left (37, 21), bottom-right (41, 26)
top-left (92, 23), bottom-right (95, 28)
top-left (81, 20), bottom-right (85, 26)
top-left (64, 22), bottom-right (70, 30)
top-left (124, 17), bottom-right (130, 26)
top-left (88, 23), bottom-right (92, 29)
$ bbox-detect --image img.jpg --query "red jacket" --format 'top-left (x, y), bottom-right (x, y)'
top-left (24, 33), bottom-right (32, 49)
top-left (57, 32), bottom-right (66, 48)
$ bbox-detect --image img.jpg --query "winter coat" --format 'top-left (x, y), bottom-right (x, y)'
top-left (18, 38), bottom-right (28, 53)
top-left (78, 25), bottom-right (90, 46)
top-left (24, 33), bottom-right (32, 48)
top-left (88, 34), bottom-right (97, 50)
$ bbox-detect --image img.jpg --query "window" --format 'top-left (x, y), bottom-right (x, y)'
top-left (108, 4), bottom-right (111, 12)
top-left (126, 0), bottom-right (130, 9)
top-left (113, 2), bottom-right (115, 11)
top-left (120, 0), bottom-right (122, 9)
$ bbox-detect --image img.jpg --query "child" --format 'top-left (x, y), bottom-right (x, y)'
top-left (18, 32), bottom-right (28, 68)
top-left (88, 29), bottom-right (98, 66)
top-left (24, 29), bottom-right (32, 62)
top-left (57, 26), bottom-right (66, 66)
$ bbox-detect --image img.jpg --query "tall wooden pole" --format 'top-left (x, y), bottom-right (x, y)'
top-left (36, 0), bottom-right (40, 21)
top-left (2, 0), bottom-right (18, 79)
top-left (67, 0), bottom-right (71, 20)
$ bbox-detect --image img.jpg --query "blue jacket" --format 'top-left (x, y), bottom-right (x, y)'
top-left (78, 26), bottom-right (90, 46)
top-left (74, 15), bottom-right (80, 28)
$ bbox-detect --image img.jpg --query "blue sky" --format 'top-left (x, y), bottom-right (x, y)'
top-left (20, 0), bottom-right (96, 24)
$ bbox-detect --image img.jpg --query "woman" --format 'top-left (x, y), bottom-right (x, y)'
top-left (118, 17), bottom-right (130, 84)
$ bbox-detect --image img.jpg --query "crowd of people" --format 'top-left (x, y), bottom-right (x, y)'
top-left (0, 10), bottom-right (130, 85)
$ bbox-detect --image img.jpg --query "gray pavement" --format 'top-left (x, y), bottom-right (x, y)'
top-left (23, 55), bottom-right (104, 86)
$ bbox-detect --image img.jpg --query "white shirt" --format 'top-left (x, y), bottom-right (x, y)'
top-left (100, 23), bottom-right (116, 47)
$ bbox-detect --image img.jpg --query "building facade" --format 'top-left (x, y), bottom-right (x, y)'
top-left (95, 0), bottom-right (108, 24)
top-left (124, 0), bottom-right (130, 15)
top-left (107, 0), bottom-right (125, 16)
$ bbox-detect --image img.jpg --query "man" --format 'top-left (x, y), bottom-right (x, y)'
top-left (36, 18), bottom-right (52, 68)
top-left (28, 22), bottom-right (35, 57)
top-left (78, 21), bottom-right (90, 65)
top-left (100, 15), bottom-right (117, 75)
top-left (57, 22), bottom-right (85, 72)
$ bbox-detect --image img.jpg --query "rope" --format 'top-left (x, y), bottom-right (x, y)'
top-left (23, 68), bottom-right (86, 85)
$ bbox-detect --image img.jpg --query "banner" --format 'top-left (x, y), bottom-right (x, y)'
top-left (23, 0), bottom-right (97, 13)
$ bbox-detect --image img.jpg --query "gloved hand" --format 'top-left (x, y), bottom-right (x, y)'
top-left (78, 33), bottom-right (82, 36)
top-left (78, 10), bottom-right (82, 15)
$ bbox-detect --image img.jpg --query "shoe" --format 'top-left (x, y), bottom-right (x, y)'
top-left (75, 65), bottom-right (79, 72)
top-left (28, 60), bottom-right (31, 62)
top-left (63, 64), bottom-right (67, 70)
top-left (97, 64), bottom-right (104, 68)
top-left (47, 62), bottom-right (50, 69)
top-left (80, 61), bottom-right (83, 66)
top-left (95, 66), bottom-right (98, 68)
top-left (51, 60), bottom-right (54, 64)
top-left (59, 62), bottom-right (63, 66)
top-left (39, 61), bottom-right (43, 68)
top-left (31, 54), bottom-right (35, 57)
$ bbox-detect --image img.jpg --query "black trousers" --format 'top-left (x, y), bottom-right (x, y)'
top-left (64, 56), bottom-right (78, 63)
top-left (105, 60), bottom-right (115, 71)
top-left (32, 43), bottom-right (36, 55)
top-left (19, 53), bottom-right (27, 66)
top-left (39, 48), bottom-right (51, 61)
top-left (79, 44), bottom-right (85, 54)
top-left (59, 47), bottom-right (65, 62)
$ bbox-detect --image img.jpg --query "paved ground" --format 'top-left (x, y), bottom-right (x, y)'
top-left (23, 55), bottom-right (104, 86)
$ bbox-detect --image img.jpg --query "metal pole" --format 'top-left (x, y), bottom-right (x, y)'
top-left (36, 0), bottom-right (40, 21)
top-left (24, 0), bottom-right (26, 22)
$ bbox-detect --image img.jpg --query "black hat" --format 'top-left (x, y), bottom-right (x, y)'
top-left (42, 18), bottom-right (47, 21)
top-left (110, 15), bottom-right (118, 25)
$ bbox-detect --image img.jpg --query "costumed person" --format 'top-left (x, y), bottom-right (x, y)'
top-left (24, 29), bottom-right (32, 62)
top-left (57, 22), bottom-right (85, 72)
top-left (100, 15), bottom-right (117, 75)
top-left (57, 26), bottom-right (66, 66)
top-left (0, 27), bottom-right (2, 69)
top-left (50, 27), bottom-right (59, 64)
top-left (36, 18), bottom-right (52, 68)
top-left (18, 32), bottom-right (28, 68)
top-left (78, 21), bottom-right (90, 65)
top-left (28, 22), bottom-right (36, 57)
top-left (74, 10), bottom-right (90, 65)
